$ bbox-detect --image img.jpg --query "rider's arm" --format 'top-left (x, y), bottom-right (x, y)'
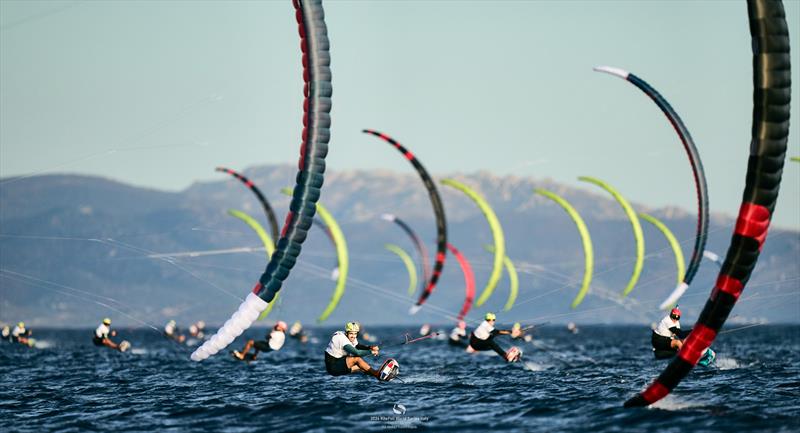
top-left (343, 344), bottom-right (372, 357)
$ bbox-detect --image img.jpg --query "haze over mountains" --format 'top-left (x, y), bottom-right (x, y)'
top-left (1, 164), bottom-right (798, 328)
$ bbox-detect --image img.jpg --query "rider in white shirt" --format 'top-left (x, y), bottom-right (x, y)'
top-left (324, 322), bottom-right (381, 379)
top-left (164, 320), bottom-right (186, 343)
top-left (93, 317), bottom-right (121, 350)
top-left (467, 313), bottom-right (516, 361)
top-left (652, 307), bottom-right (687, 353)
top-left (233, 321), bottom-right (287, 360)
top-left (448, 321), bottom-right (468, 348)
top-left (11, 322), bottom-right (31, 345)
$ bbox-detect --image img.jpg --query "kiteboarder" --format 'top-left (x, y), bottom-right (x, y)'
top-left (510, 323), bottom-right (524, 339)
top-left (289, 321), bottom-right (308, 344)
top-left (448, 321), bottom-right (468, 348)
top-left (651, 307), bottom-right (716, 364)
top-left (188, 321), bottom-right (205, 340)
top-left (92, 317), bottom-right (127, 351)
top-left (419, 323), bottom-right (432, 337)
top-left (508, 322), bottom-right (535, 343)
top-left (567, 322), bottom-right (579, 334)
top-left (467, 313), bottom-right (520, 362)
top-left (164, 320), bottom-right (186, 343)
top-left (324, 322), bottom-right (382, 379)
top-left (652, 307), bottom-right (686, 354)
top-left (11, 322), bottom-right (32, 346)
top-left (232, 321), bottom-right (287, 361)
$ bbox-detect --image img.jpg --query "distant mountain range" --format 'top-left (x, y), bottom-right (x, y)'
top-left (1, 164), bottom-right (798, 329)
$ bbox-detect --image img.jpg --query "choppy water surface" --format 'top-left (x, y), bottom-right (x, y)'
top-left (1, 325), bottom-right (798, 432)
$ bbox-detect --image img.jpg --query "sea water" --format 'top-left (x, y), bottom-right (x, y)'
top-left (1, 325), bottom-right (798, 432)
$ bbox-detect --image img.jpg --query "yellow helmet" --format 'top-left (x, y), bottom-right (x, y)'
top-left (345, 322), bottom-right (360, 333)
top-left (18, 322), bottom-right (24, 328)
top-left (485, 313), bottom-right (496, 321)
top-left (512, 322), bottom-right (521, 330)
top-left (102, 318), bottom-right (111, 325)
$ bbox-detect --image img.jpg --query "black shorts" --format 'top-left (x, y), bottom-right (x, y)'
top-left (253, 340), bottom-right (274, 352)
top-left (325, 352), bottom-right (350, 376)
top-left (469, 333), bottom-right (506, 357)
top-left (92, 336), bottom-right (104, 346)
top-left (651, 332), bottom-right (674, 351)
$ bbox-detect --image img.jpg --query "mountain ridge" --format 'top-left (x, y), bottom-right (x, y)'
top-left (1, 164), bottom-right (797, 328)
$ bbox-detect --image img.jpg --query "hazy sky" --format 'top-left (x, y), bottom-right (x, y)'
top-left (1, 0), bottom-right (799, 229)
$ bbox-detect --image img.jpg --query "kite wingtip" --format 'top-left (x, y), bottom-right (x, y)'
top-left (658, 282), bottom-right (689, 310)
top-left (408, 305), bottom-right (422, 315)
top-left (191, 345), bottom-right (211, 362)
top-left (623, 394), bottom-right (648, 408)
top-left (593, 65), bottom-right (629, 79)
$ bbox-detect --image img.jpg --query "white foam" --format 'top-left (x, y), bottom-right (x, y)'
top-left (523, 361), bottom-right (550, 371)
top-left (715, 357), bottom-right (741, 370)
top-left (399, 373), bottom-right (448, 384)
top-left (650, 395), bottom-right (704, 411)
top-left (33, 340), bottom-right (53, 349)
